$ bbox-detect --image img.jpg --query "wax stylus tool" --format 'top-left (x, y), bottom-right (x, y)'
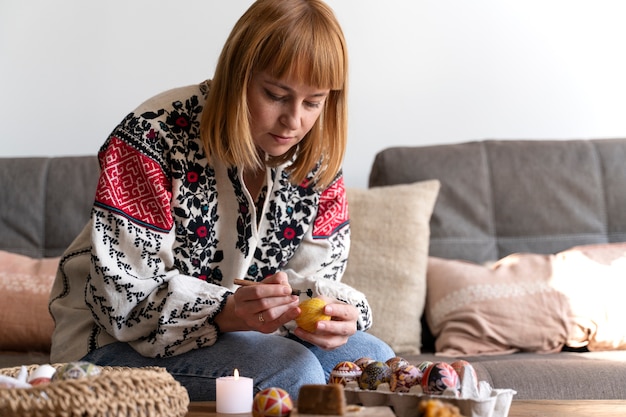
top-left (233, 279), bottom-right (313, 297)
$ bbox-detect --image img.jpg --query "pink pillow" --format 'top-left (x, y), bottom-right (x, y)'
top-left (426, 253), bottom-right (571, 356)
top-left (0, 250), bottom-right (59, 352)
top-left (426, 243), bottom-right (626, 356)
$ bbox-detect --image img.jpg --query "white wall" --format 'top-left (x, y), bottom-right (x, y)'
top-left (2, 1), bottom-right (626, 188)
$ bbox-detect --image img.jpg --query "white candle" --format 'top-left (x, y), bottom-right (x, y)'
top-left (216, 369), bottom-right (254, 414)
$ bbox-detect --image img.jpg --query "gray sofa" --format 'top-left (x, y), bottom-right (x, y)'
top-left (369, 138), bottom-right (626, 400)
top-left (1, 138), bottom-right (626, 400)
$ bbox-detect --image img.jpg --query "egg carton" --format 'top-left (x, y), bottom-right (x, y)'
top-left (343, 382), bottom-right (516, 417)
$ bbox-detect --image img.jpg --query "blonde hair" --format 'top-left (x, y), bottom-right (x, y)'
top-left (200, 0), bottom-right (348, 189)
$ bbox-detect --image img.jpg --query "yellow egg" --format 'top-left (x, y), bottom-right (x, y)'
top-left (296, 298), bottom-right (330, 332)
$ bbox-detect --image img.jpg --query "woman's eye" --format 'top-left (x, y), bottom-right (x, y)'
top-left (265, 90), bottom-right (285, 102)
top-left (305, 101), bottom-right (322, 109)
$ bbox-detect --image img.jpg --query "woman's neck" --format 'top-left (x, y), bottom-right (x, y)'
top-left (243, 166), bottom-right (267, 201)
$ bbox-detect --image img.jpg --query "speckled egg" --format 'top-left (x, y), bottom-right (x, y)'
top-left (358, 361), bottom-right (391, 390)
top-left (421, 362), bottom-right (460, 396)
top-left (390, 364), bottom-right (422, 393)
top-left (354, 357), bottom-right (376, 372)
top-left (385, 356), bottom-right (410, 372)
top-left (329, 361), bottom-right (362, 385)
top-left (416, 360), bottom-right (433, 373)
top-left (51, 361), bottom-right (102, 381)
top-left (252, 387), bottom-right (293, 417)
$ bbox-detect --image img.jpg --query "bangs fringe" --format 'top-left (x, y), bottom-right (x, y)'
top-left (256, 4), bottom-right (347, 91)
top-left (201, 0), bottom-right (348, 190)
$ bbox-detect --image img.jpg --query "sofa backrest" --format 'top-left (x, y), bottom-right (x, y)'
top-left (369, 139), bottom-right (626, 264)
top-left (0, 156), bottom-right (100, 258)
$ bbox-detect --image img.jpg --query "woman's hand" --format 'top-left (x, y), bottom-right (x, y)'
top-left (215, 272), bottom-right (300, 333)
top-left (293, 296), bottom-right (358, 350)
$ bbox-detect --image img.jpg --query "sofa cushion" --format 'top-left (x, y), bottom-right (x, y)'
top-left (426, 254), bottom-right (571, 356)
top-left (0, 250), bottom-right (59, 352)
top-left (369, 139), bottom-right (626, 264)
top-left (342, 180), bottom-right (440, 354)
top-left (0, 156), bottom-right (99, 258)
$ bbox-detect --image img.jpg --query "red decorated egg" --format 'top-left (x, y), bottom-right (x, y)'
top-left (421, 362), bottom-right (461, 396)
top-left (329, 361), bottom-right (362, 385)
top-left (253, 387), bottom-right (293, 417)
top-left (358, 361), bottom-right (391, 390)
top-left (390, 364), bottom-right (422, 393)
top-left (28, 364), bottom-right (56, 386)
top-left (451, 360), bottom-right (477, 383)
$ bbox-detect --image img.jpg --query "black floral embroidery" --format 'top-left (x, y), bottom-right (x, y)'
top-left (89, 210), bottom-right (168, 330)
top-left (246, 170), bottom-right (318, 280)
top-left (229, 167), bottom-right (253, 258)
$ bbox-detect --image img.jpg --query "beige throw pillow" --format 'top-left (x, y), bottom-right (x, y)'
top-left (342, 180), bottom-right (440, 354)
top-left (0, 250), bottom-right (59, 351)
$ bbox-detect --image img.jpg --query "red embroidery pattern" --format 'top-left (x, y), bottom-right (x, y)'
top-left (312, 176), bottom-right (349, 238)
top-left (95, 137), bottom-right (173, 231)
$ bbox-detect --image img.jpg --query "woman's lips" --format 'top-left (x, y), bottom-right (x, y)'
top-left (271, 134), bottom-right (294, 143)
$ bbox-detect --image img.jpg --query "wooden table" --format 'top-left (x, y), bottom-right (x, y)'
top-left (187, 400), bottom-right (626, 417)
top-left (186, 402), bottom-right (216, 417)
top-left (508, 400), bottom-right (626, 417)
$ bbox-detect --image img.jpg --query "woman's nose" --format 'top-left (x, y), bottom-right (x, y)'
top-left (280, 104), bottom-right (301, 130)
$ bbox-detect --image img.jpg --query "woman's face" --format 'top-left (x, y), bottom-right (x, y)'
top-left (247, 71), bottom-right (330, 158)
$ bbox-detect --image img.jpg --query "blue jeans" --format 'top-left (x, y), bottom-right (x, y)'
top-left (81, 331), bottom-right (394, 401)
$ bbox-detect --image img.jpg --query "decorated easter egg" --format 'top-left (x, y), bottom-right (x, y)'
top-left (416, 360), bottom-right (433, 373)
top-left (296, 298), bottom-right (330, 332)
top-left (329, 361), bottom-right (362, 385)
top-left (421, 362), bottom-right (460, 396)
top-left (358, 361), bottom-right (391, 390)
top-left (52, 361), bottom-right (102, 381)
top-left (390, 364), bottom-right (422, 393)
top-left (253, 387), bottom-right (293, 417)
top-left (354, 357), bottom-right (376, 371)
top-left (451, 360), bottom-right (477, 383)
top-left (385, 356), bottom-right (410, 372)
top-left (28, 364), bottom-right (56, 386)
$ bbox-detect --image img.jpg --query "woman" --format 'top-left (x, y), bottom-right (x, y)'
top-left (49, 0), bottom-right (394, 401)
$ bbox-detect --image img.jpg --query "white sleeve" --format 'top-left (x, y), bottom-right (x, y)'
top-left (87, 138), bottom-right (230, 358)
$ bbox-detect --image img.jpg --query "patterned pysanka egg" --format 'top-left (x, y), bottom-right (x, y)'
top-left (358, 361), bottom-right (391, 390)
top-left (390, 364), bottom-right (422, 393)
top-left (329, 361), bottom-right (362, 385)
top-left (51, 361), bottom-right (102, 381)
top-left (354, 357), bottom-right (376, 372)
top-left (385, 356), bottom-right (410, 372)
top-left (451, 361), bottom-right (477, 382)
top-left (252, 387), bottom-right (293, 417)
top-left (416, 360), bottom-right (433, 373)
top-left (28, 364), bottom-right (56, 386)
top-left (421, 362), bottom-right (461, 396)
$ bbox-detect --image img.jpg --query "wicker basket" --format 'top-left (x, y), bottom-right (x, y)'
top-left (0, 363), bottom-right (189, 417)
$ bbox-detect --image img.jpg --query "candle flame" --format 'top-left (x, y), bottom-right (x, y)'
top-left (234, 368), bottom-right (239, 379)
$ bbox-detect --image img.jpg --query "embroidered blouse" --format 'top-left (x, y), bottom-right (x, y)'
top-left (49, 81), bottom-right (372, 362)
